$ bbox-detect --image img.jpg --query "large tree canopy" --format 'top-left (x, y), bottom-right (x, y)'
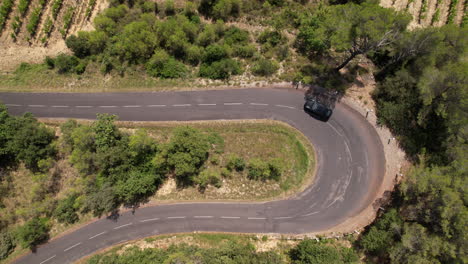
top-left (296, 1), bottom-right (411, 70)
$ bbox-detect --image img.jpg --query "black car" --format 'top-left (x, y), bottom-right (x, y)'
top-left (304, 98), bottom-right (333, 121)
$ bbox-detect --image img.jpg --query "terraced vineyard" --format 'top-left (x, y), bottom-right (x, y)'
top-left (381, 0), bottom-right (467, 27)
top-left (0, 0), bottom-right (107, 44)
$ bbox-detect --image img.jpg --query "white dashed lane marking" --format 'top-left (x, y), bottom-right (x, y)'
top-left (39, 255), bottom-right (56, 264)
top-left (147, 105), bottom-right (166, 107)
top-left (64, 242), bottom-right (81, 252)
top-left (302, 211), bottom-right (319, 217)
top-left (51, 105), bottom-right (69, 108)
top-left (75, 105), bottom-right (93, 108)
top-left (173, 104), bottom-right (191, 107)
top-left (220, 216), bottom-right (240, 219)
top-left (113, 223), bottom-right (133, 230)
top-left (224, 102), bottom-right (243, 105)
top-left (250, 103), bottom-right (268, 106)
top-left (140, 218), bottom-right (160, 223)
top-left (28, 105), bottom-right (45, 107)
top-left (123, 105), bottom-right (141, 108)
top-left (99, 106), bottom-right (117, 108)
top-left (167, 216), bottom-right (186, 219)
top-left (198, 103), bottom-right (216, 106)
top-left (89, 231), bottom-right (106, 240)
top-left (194, 216), bottom-right (214, 219)
top-left (248, 217), bottom-right (266, 220)
top-left (275, 105), bottom-right (296, 109)
top-left (5, 104), bottom-right (21, 106)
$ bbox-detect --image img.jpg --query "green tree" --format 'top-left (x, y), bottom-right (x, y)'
top-left (296, 2), bottom-right (410, 71)
top-left (17, 218), bottom-right (50, 249)
top-left (290, 239), bottom-right (358, 264)
top-left (84, 182), bottom-right (118, 217)
top-left (0, 231), bottom-right (15, 260)
top-left (165, 127), bottom-right (210, 185)
top-left (93, 114), bottom-right (120, 151)
top-left (54, 194), bottom-right (80, 224)
top-left (116, 170), bottom-right (159, 205)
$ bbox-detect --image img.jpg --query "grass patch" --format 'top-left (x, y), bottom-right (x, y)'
top-left (112, 120), bottom-right (315, 201)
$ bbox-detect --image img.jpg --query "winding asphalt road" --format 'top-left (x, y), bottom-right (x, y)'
top-left (0, 88), bottom-right (385, 264)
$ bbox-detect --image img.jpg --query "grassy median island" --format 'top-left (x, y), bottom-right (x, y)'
top-left (78, 233), bottom-right (359, 264)
top-left (0, 106), bottom-right (314, 262)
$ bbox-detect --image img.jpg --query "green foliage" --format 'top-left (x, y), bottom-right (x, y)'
top-left (296, 2), bottom-right (410, 70)
top-left (66, 31), bottom-right (108, 58)
top-left (54, 194), bottom-right (80, 224)
top-left (42, 17), bottom-right (54, 42)
top-left (61, 7), bottom-right (75, 38)
top-left (93, 114), bottom-right (120, 151)
top-left (199, 58), bottom-right (241, 79)
top-left (251, 58), bottom-right (279, 76)
top-left (88, 241), bottom-right (284, 264)
top-left (53, 54), bottom-right (86, 74)
top-left (116, 170), bottom-right (158, 205)
top-left (447, 0), bottom-right (459, 24)
top-left (83, 182), bottom-right (118, 217)
top-left (0, 110), bottom-right (56, 171)
top-left (146, 50), bottom-right (187, 78)
top-left (203, 44), bottom-right (230, 63)
top-left (0, 0), bottom-right (15, 32)
top-left (247, 158), bottom-right (270, 180)
top-left (195, 168), bottom-right (222, 189)
top-left (51, 0), bottom-right (64, 19)
top-left (360, 209), bottom-right (403, 255)
top-left (27, 0), bottom-right (47, 37)
top-left (373, 25), bottom-right (467, 164)
top-left (0, 231), bottom-right (15, 260)
top-left (290, 239), bottom-right (359, 264)
top-left (226, 154), bottom-right (245, 172)
top-left (18, 0), bottom-right (32, 17)
top-left (258, 30), bottom-right (286, 47)
top-left (17, 218), bottom-right (50, 249)
top-left (164, 127), bottom-right (210, 185)
top-left (247, 159), bottom-right (283, 181)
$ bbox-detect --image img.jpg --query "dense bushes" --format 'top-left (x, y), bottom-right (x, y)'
top-left (0, 232), bottom-right (15, 260)
top-left (17, 218), bottom-right (50, 249)
top-left (290, 239), bottom-right (359, 264)
top-left (0, 105), bottom-right (56, 171)
top-left (251, 58), bottom-right (279, 76)
top-left (247, 158), bottom-right (283, 181)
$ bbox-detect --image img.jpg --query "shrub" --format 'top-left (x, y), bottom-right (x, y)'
top-left (233, 44), bottom-right (256, 58)
top-left (164, 0), bottom-right (175, 16)
top-left (257, 30), bottom-right (286, 47)
top-left (290, 239), bottom-right (359, 264)
top-left (186, 45), bottom-right (204, 65)
top-left (146, 50), bottom-right (187, 78)
top-left (251, 58), bottom-right (279, 76)
top-left (210, 154), bottom-right (220, 165)
top-left (54, 194), bottom-right (79, 224)
top-left (195, 169), bottom-right (222, 189)
top-left (140, 1), bottom-right (157, 13)
top-left (17, 218), bottom-right (50, 249)
top-left (199, 58), bottom-right (241, 80)
top-left (54, 54), bottom-right (80, 74)
top-left (0, 231), bottom-right (15, 260)
top-left (268, 159), bottom-right (283, 181)
top-left (166, 127), bottom-right (211, 185)
top-left (42, 17), bottom-right (53, 39)
top-left (220, 167), bottom-right (231, 178)
top-left (224, 26), bottom-right (250, 45)
top-left (247, 158), bottom-right (270, 180)
top-left (116, 170), bottom-right (158, 205)
top-left (226, 155), bottom-right (245, 172)
top-left (203, 44), bottom-right (230, 63)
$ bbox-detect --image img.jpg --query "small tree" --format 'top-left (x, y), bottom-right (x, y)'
top-left (54, 194), bottom-right (79, 224)
top-left (0, 231), bottom-right (15, 260)
top-left (226, 155), bottom-right (245, 172)
top-left (17, 218), bottom-right (50, 249)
